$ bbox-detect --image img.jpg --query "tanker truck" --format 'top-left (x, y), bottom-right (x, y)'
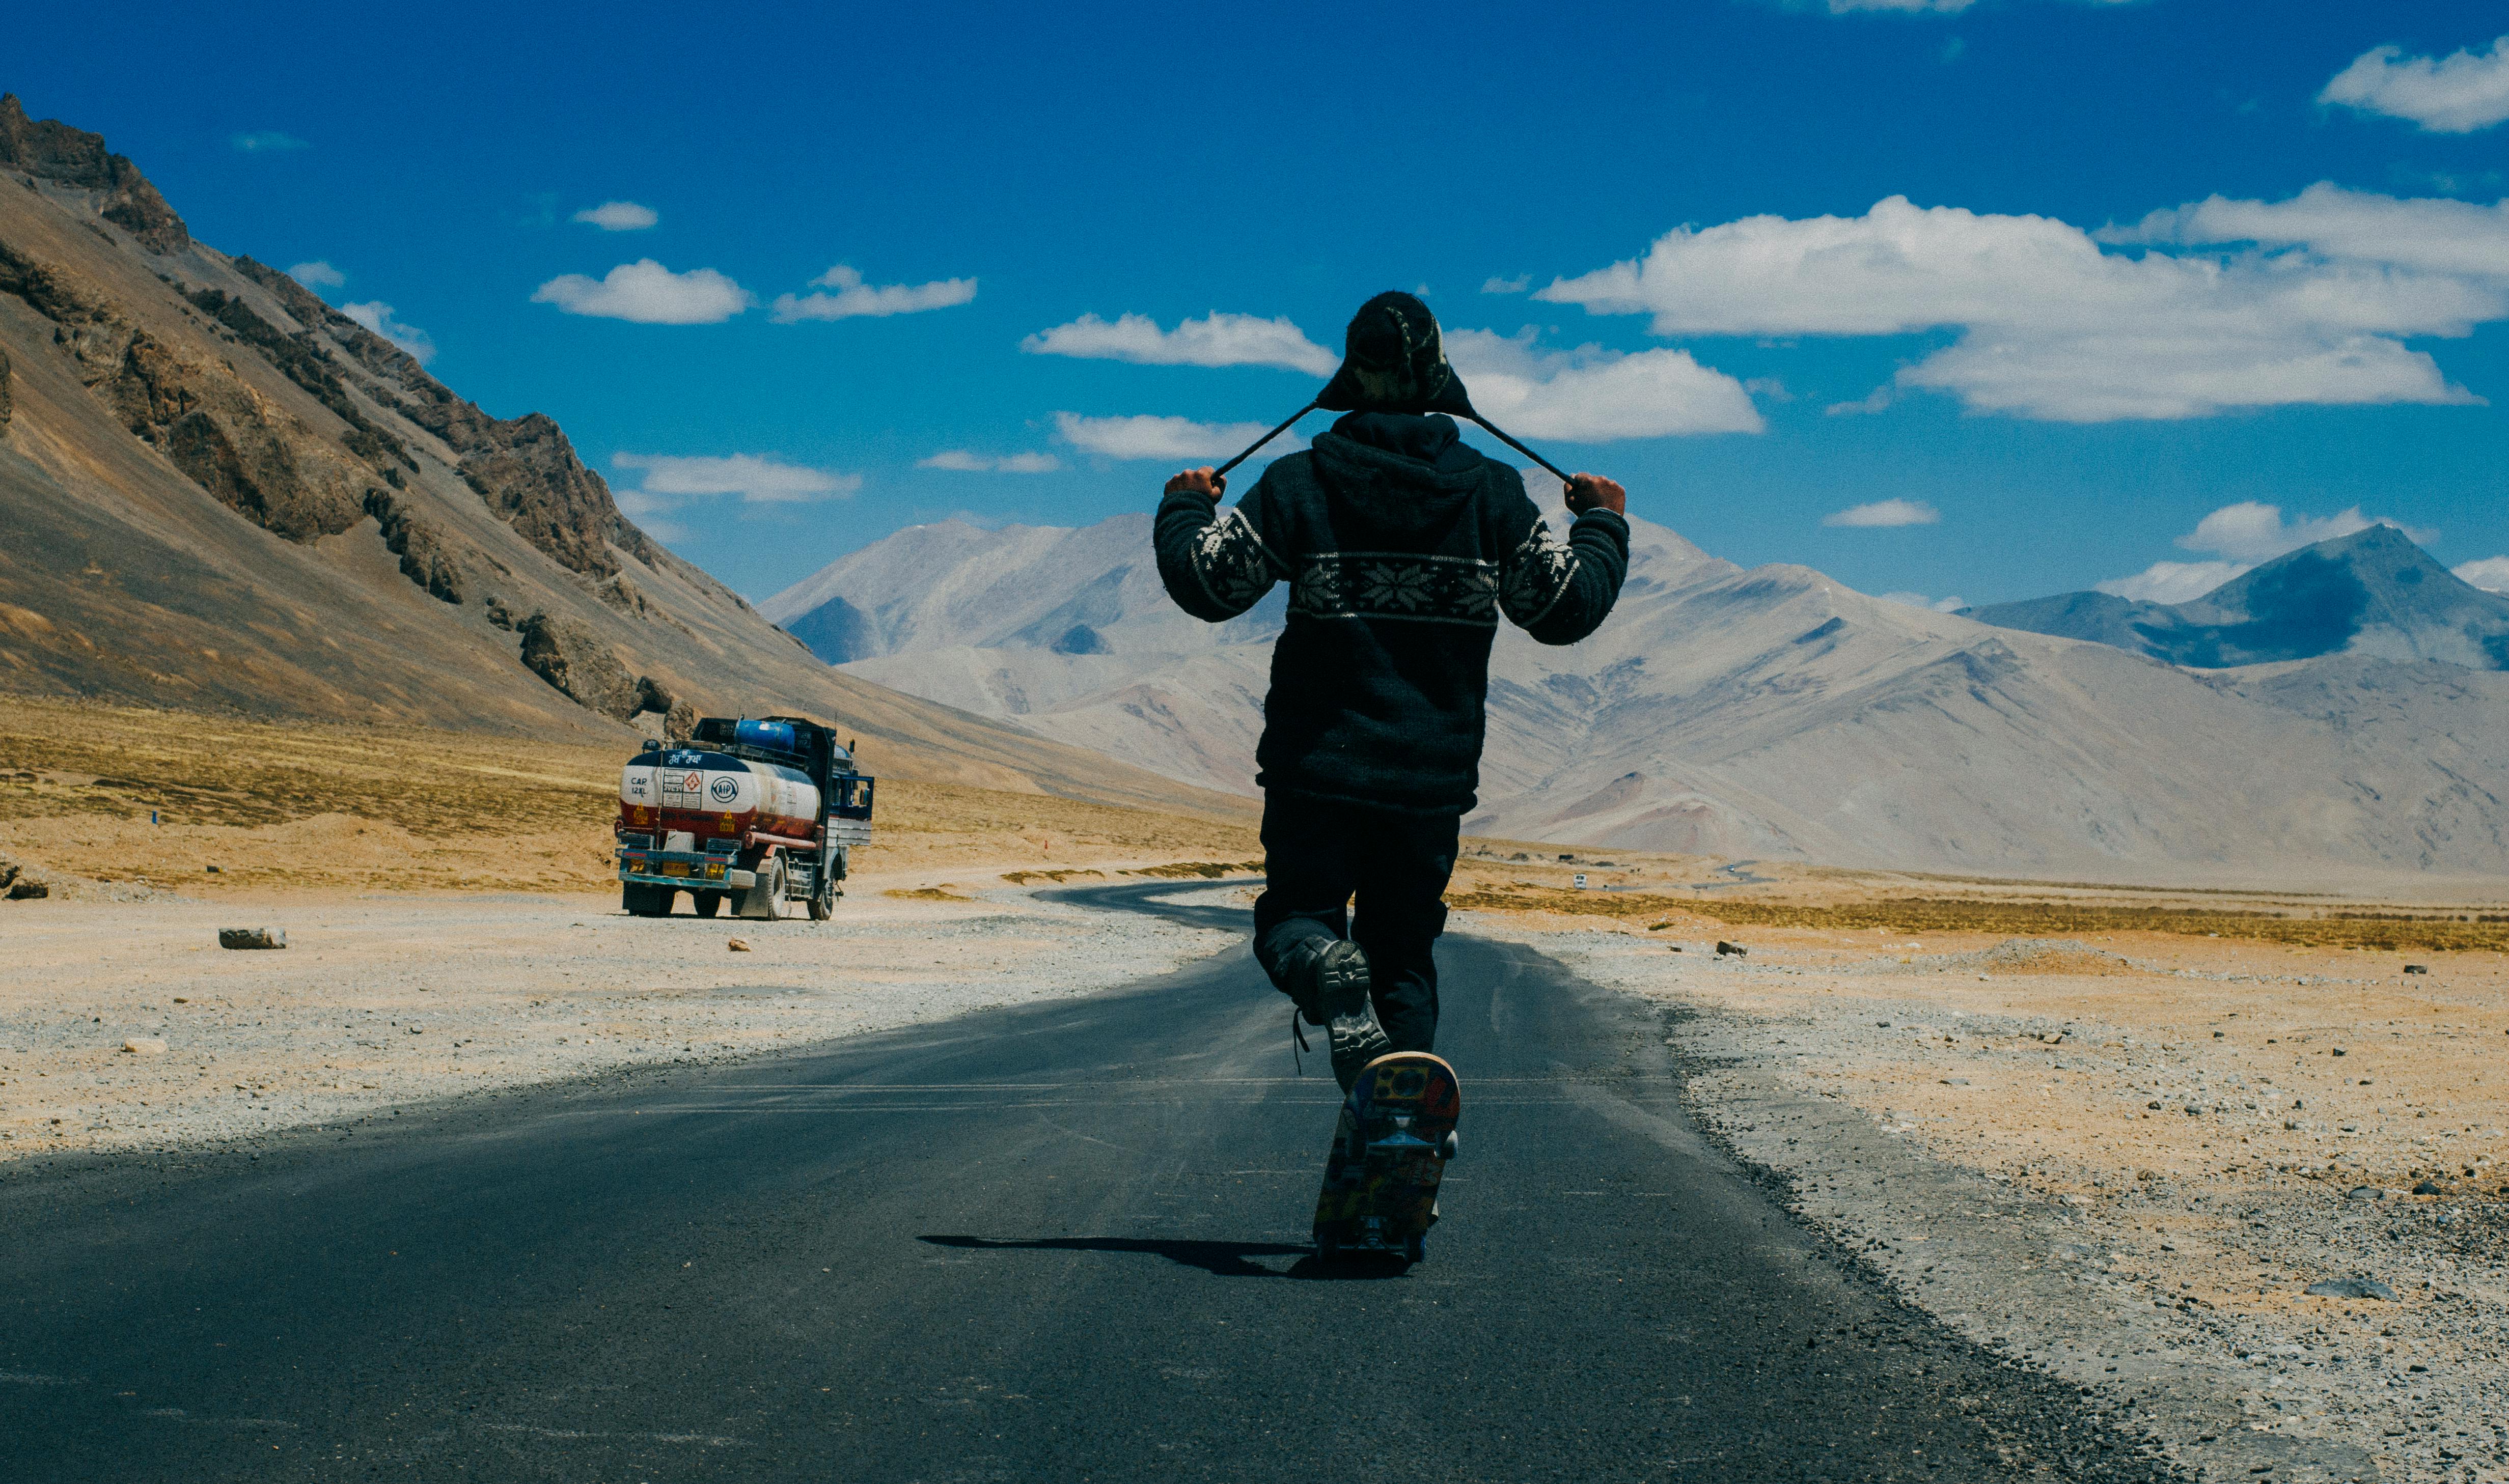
top-left (613, 715), bottom-right (874, 921)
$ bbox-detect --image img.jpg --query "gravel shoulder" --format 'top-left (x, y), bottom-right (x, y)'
top-left (1465, 912), bottom-right (2509, 1484)
top-left (0, 875), bottom-right (1239, 1163)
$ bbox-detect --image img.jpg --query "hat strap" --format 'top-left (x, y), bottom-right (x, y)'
top-left (1213, 401), bottom-right (1319, 478)
top-left (1464, 414), bottom-right (1573, 485)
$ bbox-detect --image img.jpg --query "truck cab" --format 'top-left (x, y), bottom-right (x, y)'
top-left (614, 715), bottom-right (874, 921)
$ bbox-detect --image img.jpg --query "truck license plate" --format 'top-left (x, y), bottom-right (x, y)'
top-left (662, 861), bottom-right (688, 877)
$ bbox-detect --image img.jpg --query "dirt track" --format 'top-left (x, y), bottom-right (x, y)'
top-left (0, 881), bottom-right (1234, 1161)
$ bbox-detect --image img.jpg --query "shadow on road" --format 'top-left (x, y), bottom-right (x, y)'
top-left (919, 1234), bottom-right (1410, 1281)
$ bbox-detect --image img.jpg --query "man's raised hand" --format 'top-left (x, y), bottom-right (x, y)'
top-left (1565, 474), bottom-right (1626, 517)
top-left (1165, 466), bottom-right (1226, 500)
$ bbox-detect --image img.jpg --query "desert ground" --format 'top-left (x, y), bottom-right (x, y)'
top-left (8, 695), bottom-right (2508, 1481)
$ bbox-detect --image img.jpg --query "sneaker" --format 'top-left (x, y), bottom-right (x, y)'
top-left (1303, 940), bottom-right (1387, 1093)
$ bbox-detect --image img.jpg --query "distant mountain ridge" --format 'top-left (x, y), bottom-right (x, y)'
top-left (1964, 526), bottom-right (2509, 671)
top-left (764, 509), bottom-right (2509, 882)
top-left (0, 95), bottom-right (1236, 814)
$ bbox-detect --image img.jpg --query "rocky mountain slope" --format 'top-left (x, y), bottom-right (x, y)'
top-left (765, 506), bottom-right (2509, 882)
top-left (0, 96), bottom-right (1236, 813)
top-left (1964, 526), bottom-right (2509, 671)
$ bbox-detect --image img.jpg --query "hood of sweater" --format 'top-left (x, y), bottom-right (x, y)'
top-left (1307, 412), bottom-right (1493, 543)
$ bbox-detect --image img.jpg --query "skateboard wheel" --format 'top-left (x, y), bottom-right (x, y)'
top-left (1439, 1130), bottom-right (1459, 1161)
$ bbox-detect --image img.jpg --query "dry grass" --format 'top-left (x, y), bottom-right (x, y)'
top-left (1444, 883), bottom-right (2509, 953)
top-left (1118, 860), bottom-right (1265, 879)
top-left (0, 693), bottom-right (1258, 895)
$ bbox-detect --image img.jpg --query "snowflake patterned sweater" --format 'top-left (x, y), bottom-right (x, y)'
top-left (1154, 410), bottom-right (1629, 815)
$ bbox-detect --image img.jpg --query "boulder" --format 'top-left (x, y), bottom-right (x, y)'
top-left (516, 611), bottom-right (640, 720)
top-left (2305, 1277), bottom-right (2396, 1301)
top-left (217, 926), bottom-right (286, 949)
top-left (6, 879), bottom-right (47, 901)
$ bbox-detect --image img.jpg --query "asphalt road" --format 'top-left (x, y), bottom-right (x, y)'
top-left (1, 884), bottom-right (2173, 1482)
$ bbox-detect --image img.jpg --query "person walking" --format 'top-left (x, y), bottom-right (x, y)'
top-left (1153, 291), bottom-right (1629, 1091)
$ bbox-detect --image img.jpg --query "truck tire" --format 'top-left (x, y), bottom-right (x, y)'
top-left (806, 883), bottom-right (833, 921)
top-left (622, 883), bottom-right (671, 917)
top-left (737, 856), bottom-right (784, 920)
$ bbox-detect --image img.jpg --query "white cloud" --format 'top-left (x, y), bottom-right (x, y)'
top-left (231, 131), bottom-right (309, 153)
top-left (2095, 501), bottom-right (2431, 602)
top-left (2321, 35), bottom-right (2509, 134)
top-left (1824, 498), bottom-right (1939, 528)
top-left (771, 265), bottom-right (977, 323)
top-left (918, 450), bottom-right (1061, 473)
top-left (1443, 328), bottom-right (1763, 440)
top-left (611, 453), bottom-right (859, 503)
top-left (286, 260), bottom-right (345, 289)
top-left (2453, 555), bottom-right (2509, 593)
top-left (2177, 500), bottom-right (2378, 562)
top-left (1538, 191), bottom-right (2497, 422)
top-left (1482, 274), bottom-right (1532, 295)
top-left (532, 260), bottom-right (752, 324)
top-left (1880, 591), bottom-right (1967, 611)
top-left (1021, 312), bottom-right (1336, 375)
top-left (2096, 559), bottom-right (2252, 604)
top-left (573, 201), bottom-right (659, 231)
top-left (339, 301), bottom-right (435, 365)
top-left (2115, 182), bottom-right (2509, 280)
top-left (1053, 412), bottom-right (1307, 463)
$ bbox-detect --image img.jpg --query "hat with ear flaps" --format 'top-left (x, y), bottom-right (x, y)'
top-left (1210, 290), bottom-right (1572, 483)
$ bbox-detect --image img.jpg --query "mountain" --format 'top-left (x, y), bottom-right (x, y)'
top-left (1964, 526), bottom-right (2509, 671)
top-left (0, 96), bottom-right (1238, 814)
top-left (764, 509), bottom-right (2509, 881)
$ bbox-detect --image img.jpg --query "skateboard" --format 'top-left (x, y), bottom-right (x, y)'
top-left (1311, 1051), bottom-right (1461, 1263)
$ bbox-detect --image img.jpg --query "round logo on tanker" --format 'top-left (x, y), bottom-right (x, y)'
top-left (709, 775), bottom-right (739, 803)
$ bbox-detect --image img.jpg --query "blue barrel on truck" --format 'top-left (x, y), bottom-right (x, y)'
top-left (733, 719), bottom-right (796, 753)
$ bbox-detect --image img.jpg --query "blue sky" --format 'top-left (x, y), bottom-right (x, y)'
top-left (17, 0), bottom-right (2509, 606)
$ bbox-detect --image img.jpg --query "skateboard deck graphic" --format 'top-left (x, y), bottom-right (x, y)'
top-left (1311, 1051), bottom-right (1460, 1262)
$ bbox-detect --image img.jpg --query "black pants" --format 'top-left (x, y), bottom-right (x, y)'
top-left (1251, 793), bottom-right (1460, 1054)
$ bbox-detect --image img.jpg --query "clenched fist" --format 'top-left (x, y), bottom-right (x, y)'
top-left (1165, 466), bottom-right (1226, 500)
top-left (1565, 474), bottom-right (1626, 516)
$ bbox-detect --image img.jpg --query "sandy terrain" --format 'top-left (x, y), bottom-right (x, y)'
top-left (1465, 910), bottom-right (2509, 1484)
top-left (0, 880), bottom-right (1240, 1162)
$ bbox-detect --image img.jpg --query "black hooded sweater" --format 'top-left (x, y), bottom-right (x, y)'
top-left (1154, 411), bottom-right (1629, 816)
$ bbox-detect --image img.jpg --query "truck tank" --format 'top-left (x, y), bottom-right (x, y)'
top-left (619, 746), bottom-right (821, 850)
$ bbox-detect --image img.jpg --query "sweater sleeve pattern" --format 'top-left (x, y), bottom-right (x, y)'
top-left (1154, 491), bottom-right (1283, 622)
top-left (1500, 508), bottom-right (1629, 646)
